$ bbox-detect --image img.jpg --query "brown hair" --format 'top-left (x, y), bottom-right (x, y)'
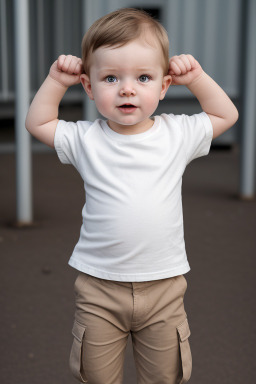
top-left (81, 8), bottom-right (169, 75)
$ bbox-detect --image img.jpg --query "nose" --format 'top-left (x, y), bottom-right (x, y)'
top-left (120, 81), bottom-right (136, 96)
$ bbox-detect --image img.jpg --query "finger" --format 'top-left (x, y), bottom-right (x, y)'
top-left (170, 57), bottom-right (187, 75)
top-left (186, 54), bottom-right (197, 69)
top-left (67, 57), bottom-right (81, 75)
top-left (170, 59), bottom-right (185, 75)
top-left (74, 59), bottom-right (84, 75)
top-left (169, 57), bottom-right (180, 75)
top-left (67, 57), bottom-right (84, 75)
top-left (57, 55), bottom-right (66, 70)
top-left (71, 74), bottom-right (81, 85)
top-left (175, 57), bottom-right (189, 74)
top-left (60, 55), bottom-right (74, 73)
top-left (179, 54), bottom-right (192, 72)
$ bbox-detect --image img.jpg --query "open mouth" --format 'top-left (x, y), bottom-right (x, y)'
top-left (118, 104), bottom-right (137, 113)
top-left (119, 104), bottom-right (136, 108)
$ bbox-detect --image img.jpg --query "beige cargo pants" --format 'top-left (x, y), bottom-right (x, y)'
top-left (69, 273), bottom-right (192, 384)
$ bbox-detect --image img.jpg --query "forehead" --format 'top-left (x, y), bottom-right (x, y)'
top-left (90, 37), bottom-right (164, 72)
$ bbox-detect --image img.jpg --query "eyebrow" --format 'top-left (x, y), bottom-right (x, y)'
top-left (98, 67), bottom-right (157, 72)
top-left (98, 68), bottom-right (118, 72)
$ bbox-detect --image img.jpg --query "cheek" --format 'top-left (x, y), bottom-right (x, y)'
top-left (93, 88), bottom-right (114, 115)
top-left (143, 90), bottom-right (161, 111)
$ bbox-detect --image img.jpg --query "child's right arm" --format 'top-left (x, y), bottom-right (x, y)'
top-left (25, 55), bottom-right (83, 148)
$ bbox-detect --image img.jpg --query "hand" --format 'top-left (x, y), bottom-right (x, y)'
top-left (49, 55), bottom-right (84, 88)
top-left (169, 54), bottom-right (203, 86)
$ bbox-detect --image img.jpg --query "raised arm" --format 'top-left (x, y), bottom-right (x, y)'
top-left (169, 55), bottom-right (239, 139)
top-left (25, 55), bottom-right (83, 147)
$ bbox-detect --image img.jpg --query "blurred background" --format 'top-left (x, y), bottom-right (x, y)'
top-left (0, 0), bottom-right (256, 383)
top-left (1, 0), bottom-right (242, 143)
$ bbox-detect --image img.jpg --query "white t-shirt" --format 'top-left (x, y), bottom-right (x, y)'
top-left (54, 112), bottom-right (213, 282)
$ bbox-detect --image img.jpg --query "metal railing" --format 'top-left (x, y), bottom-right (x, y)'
top-left (0, 0), bottom-right (242, 106)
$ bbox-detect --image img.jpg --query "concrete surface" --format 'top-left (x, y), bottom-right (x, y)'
top-left (0, 147), bottom-right (255, 383)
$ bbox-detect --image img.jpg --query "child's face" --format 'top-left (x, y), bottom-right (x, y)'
top-left (81, 36), bottom-right (171, 134)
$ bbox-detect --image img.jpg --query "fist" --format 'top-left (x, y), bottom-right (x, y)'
top-left (169, 54), bottom-right (203, 85)
top-left (49, 55), bottom-right (84, 88)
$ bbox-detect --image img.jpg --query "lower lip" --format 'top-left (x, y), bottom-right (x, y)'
top-left (118, 106), bottom-right (137, 113)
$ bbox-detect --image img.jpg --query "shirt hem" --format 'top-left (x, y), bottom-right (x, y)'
top-left (68, 258), bottom-right (191, 282)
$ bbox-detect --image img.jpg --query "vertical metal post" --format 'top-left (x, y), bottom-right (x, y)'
top-left (37, 0), bottom-right (46, 84)
top-left (1, 0), bottom-right (9, 101)
top-left (240, 0), bottom-right (256, 199)
top-left (14, 0), bottom-right (33, 224)
top-left (82, 0), bottom-right (100, 122)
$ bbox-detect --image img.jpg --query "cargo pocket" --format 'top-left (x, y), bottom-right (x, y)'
top-left (69, 320), bottom-right (87, 383)
top-left (177, 318), bottom-right (192, 384)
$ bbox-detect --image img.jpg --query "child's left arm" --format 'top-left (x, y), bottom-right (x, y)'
top-left (169, 55), bottom-right (239, 139)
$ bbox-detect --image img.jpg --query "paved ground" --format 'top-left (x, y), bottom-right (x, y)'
top-left (1, 147), bottom-right (256, 384)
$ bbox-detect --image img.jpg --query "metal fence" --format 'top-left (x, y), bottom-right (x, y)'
top-left (2, 0), bottom-right (255, 223)
top-left (0, 0), bottom-right (242, 106)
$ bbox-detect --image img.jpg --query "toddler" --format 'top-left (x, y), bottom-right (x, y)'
top-left (26, 8), bottom-right (238, 384)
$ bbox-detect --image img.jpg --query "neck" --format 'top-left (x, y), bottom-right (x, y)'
top-left (107, 118), bottom-right (154, 135)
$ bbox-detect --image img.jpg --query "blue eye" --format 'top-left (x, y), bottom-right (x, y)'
top-left (139, 75), bottom-right (151, 83)
top-left (106, 75), bottom-right (117, 83)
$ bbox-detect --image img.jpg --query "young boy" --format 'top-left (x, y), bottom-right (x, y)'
top-left (26, 8), bottom-right (238, 384)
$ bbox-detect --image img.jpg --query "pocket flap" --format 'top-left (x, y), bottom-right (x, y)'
top-left (177, 318), bottom-right (191, 342)
top-left (72, 320), bottom-right (86, 342)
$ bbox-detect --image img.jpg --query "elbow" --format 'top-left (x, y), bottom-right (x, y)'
top-left (211, 106), bottom-right (239, 140)
top-left (225, 108), bottom-right (239, 134)
top-left (25, 112), bottom-right (34, 134)
top-left (232, 106), bottom-right (239, 126)
top-left (226, 105), bottom-right (239, 130)
top-left (25, 112), bottom-right (31, 132)
top-left (25, 116), bottom-right (30, 132)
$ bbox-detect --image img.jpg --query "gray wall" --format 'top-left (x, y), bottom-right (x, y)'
top-left (0, 0), bottom-right (242, 144)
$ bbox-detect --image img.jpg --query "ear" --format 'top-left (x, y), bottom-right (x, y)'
top-left (80, 74), bottom-right (94, 100)
top-left (159, 75), bottom-right (172, 100)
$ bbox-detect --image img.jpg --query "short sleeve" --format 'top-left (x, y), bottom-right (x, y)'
top-left (169, 112), bottom-right (213, 164)
top-left (54, 120), bottom-right (92, 168)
